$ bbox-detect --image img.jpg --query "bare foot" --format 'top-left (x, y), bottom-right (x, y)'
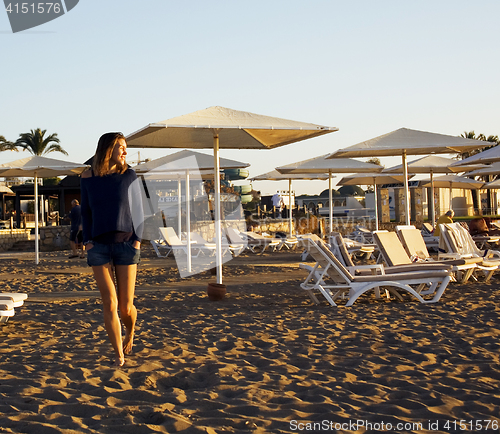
top-left (113, 357), bottom-right (125, 367)
top-left (123, 330), bottom-right (134, 355)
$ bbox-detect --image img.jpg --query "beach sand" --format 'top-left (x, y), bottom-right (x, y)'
top-left (1, 247), bottom-right (500, 433)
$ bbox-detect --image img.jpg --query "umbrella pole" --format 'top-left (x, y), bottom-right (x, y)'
top-left (373, 181), bottom-right (379, 231)
top-left (213, 132), bottom-right (223, 284)
top-left (329, 171), bottom-right (333, 235)
top-left (402, 150), bottom-right (411, 225)
top-left (186, 170), bottom-right (192, 274)
top-left (288, 179), bottom-right (293, 238)
top-left (177, 177), bottom-right (182, 236)
top-left (430, 171), bottom-right (436, 228)
top-left (34, 172), bottom-right (39, 265)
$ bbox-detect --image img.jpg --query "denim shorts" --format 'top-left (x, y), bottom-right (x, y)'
top-left (86, 241), bottom-right (140, 267)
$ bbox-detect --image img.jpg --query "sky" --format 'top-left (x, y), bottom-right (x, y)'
top-left (1, 1), bottom-right (499, 196)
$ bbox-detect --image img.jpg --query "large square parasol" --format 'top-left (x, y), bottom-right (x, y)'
top-left (384, 155), bottom-right (484, 226)
top-left (328, 128), bottom-right (481, 225)
top-left (337, 173), bottom-right (408, 230)
top-left (133, 150), bottom-right (250, 276)
top-left (126, 106), bottom-right (338, 283)
top-left (275, 154), bottom-right (382, 233)
top-left (0, 156), bottom-right (89, 264)
top-left (250, 169), bottom-right (330, 238)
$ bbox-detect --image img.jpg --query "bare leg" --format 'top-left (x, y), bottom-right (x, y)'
top-left (92, 263), bottom-right (125, 366)
top-left (115, 264), bottom-right (137, 356)
top-left (70, 240), bottom-right (77, 256)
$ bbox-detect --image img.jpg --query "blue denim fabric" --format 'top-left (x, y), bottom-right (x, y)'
top-left (86, 241), bottom-right (140, 266)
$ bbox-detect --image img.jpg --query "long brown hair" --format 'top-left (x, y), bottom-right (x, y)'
top-left (92, 132), bottom-right (128, 177)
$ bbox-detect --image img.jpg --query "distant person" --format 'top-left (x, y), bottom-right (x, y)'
top-left (469, 216), bottom-right (500, 236)
top-left (434, 210), bottom-right (454, 237)
top-left (81, 132), bottom-right (144, 367)
top-left (272, 193), bottom-right (283, 218)
top-left (68, 199), bottom-right (83, 259)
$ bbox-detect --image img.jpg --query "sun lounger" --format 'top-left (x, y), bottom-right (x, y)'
top-left (0, 299), bottom-right (15, 324)
top-left (0, 293), bottom-right (28, 324)
top-left (438, 223), bottom-right (500, 281)
top-left (240, 231), bottom-right (281, 253)
top-left (159, 227), bottom-right (202, 258)
top-left (298, 237), bottom-right (452, 307)
top-left (395, 227), bottom-right (480, 284)
top-left (219, 226), bottom-right (247, 256)
top-left (187, 232), bottom-right (218, 256)
top-left (150, 230), bottom-right (173, 258)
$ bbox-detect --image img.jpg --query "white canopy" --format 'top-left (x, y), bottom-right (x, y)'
top-left (329, 128), bottom-right (481, 225)
top-left (276, 154), bottom-right (382, 233)
top-left (251, 170), bottom-right (330, 237)
top-left (384, 155), bottom-right (484, 226)
top-left (450, 144), bottom-right (500, 166)
top-left (460, 161), bottom-right (500, 177)
top-left (133, 149), bottom-right (249, 173)
top-left (0, 156), bottom-right (89, 264)
top-left (127, 106), bottom-right (338, 284)
top-left (127, 106), bottom-right (337, 150)
top-left (337, 173), bottom-right (407, 230)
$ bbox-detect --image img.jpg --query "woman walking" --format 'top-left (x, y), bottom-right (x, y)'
top-left (81, 132), bottom-right (144, 367)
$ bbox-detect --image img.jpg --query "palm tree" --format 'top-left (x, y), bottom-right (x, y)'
top-left (458, 131), bottom-right (499, 160)
top-left (0, 135), bottom-right (18, 152)
top-left (14, 128), bottom-right (67, 156)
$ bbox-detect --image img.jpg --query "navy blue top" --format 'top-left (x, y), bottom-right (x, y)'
top-left (80, 168), bottom-right (144, 244)
top-left (69, 204), bottom-right (81, 231)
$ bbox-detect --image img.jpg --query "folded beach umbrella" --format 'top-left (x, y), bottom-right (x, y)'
top-left (126, 106), bottom-right (338, 284)
top-left (337, 173), bottom-right (408, 230)
top-left (0, 156), bottom-right (89, 264)
top-left (384, 155), bottom-right (484, 227)
top-left (328, 128), bottom-right (480, 225)
top-left (250, 169), bottom-right (330, 238)
top-left (276, 154), bottom-right (382, 233)
top-left (133, 150), bottom-right (250, 275)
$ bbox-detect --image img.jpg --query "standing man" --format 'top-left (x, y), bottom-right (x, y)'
top-left (272, 193), bottom-right (284, 218)
top-left (69, 199), bottom-right (84, 258)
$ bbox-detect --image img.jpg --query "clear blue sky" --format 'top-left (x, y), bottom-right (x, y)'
top-left (1, 1), bottom-right (499, 195)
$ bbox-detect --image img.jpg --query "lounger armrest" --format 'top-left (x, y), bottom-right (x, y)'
top-left (353, 270), bottom-right (450, 283)
top-left (438, 252), bottom-right (463, 260)
top-left (348, 264), bottom-right (384, 275)
top-left (384, 263), bottom-right (453, 274)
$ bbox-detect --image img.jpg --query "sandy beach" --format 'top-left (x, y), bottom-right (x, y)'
top-left (1, 246), bottom-right (500, 434)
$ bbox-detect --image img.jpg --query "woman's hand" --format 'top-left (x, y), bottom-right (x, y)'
top-left (132, 240), bottom-right (141, 250)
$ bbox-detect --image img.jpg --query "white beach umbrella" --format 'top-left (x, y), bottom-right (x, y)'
top-left (133, 150), bottom-right (249, 274)
top-left (483, 178), bottom-right (500, 189)
top-left (337, 173), bottom-right (408, 230)
top-left (461, 161), bottom-right (500, 177)
top-left (250, 169), bottom-right (330, 238)
top-left (126, 106), bottom-right (338, 284)
top-left (276, 155), bottom-right (382, 233)
top-left (450, 144), bottom-right (500, 166)
top-left (328, 128), bottom-right (480, 225)
top-left (384, 155), bottom-right (484, 227)
top-left (421, 175), bottom-right (485, 210)
top-left (0, 156), bottom-right (89, 264)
